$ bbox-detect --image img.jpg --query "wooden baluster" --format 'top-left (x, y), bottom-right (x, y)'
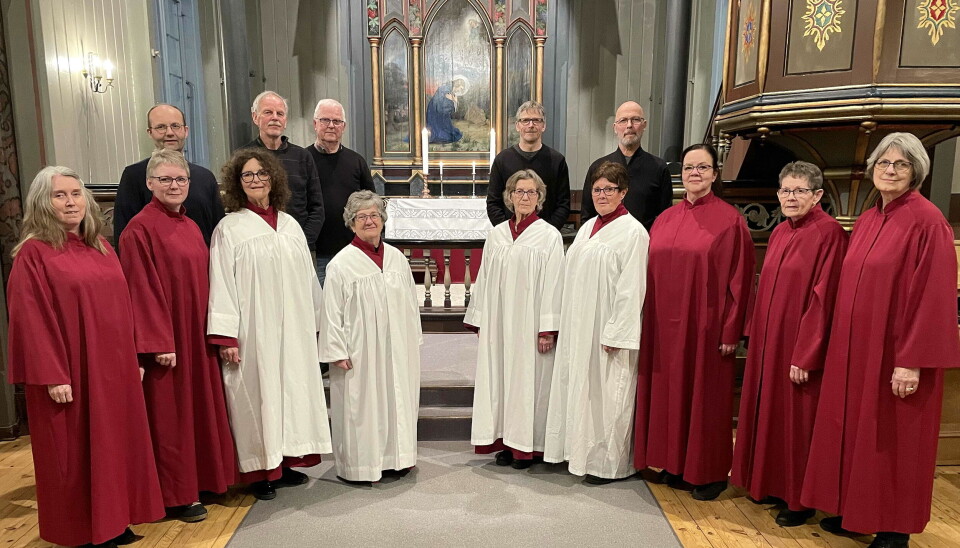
top-left (423, 249), bottom-right (433, 308)
top-left (464, 249), bottom-right (472, 307)
top-left (443, 248), bottom-right (452, 308)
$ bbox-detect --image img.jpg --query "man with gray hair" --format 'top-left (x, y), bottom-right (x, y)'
top-left (306, 98), bottom-right (376, 285)
top-left (114, 104), bottom-right (224, 250)
top-left (487, 101), bottom-right (570, 229)
top-left (243, 90), bottom-right (325, 251)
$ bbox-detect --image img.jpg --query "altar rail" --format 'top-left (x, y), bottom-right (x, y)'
top-left (387, 239), bottom-right (483, 333)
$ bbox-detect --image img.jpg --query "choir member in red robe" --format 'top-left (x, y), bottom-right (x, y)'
top-left (119, 150), bottom-right (237, 523)
top-left (801, 133), bottom-right (960, 548)
top-left (7, 166), bottom-right (164, 547)
top-left (730, 161), bottom-right (847, 527)
top-left (634, 143), bottom-right (755, 501)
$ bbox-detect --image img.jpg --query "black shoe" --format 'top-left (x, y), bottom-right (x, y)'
top-left (494, 450), bottom-right (513, 466)
top-left (691, 481), bottom-right (728, 501)
top-left (654, 469), bottom-right (685, 487)
top-left (775, 508), bottom-right (815, 527)
top-left (869, 532), bottom-right (910, 548)
top-left (382, 467), bottom-right (414, 477)
top-left (583, 474), bottom-right (616, 485)
top-left (510, 458), bottom-right (534, 469)
top-left (336, 475), bottom-right (372, 486)
top-left (110, 527), bottom-right (138, 546)
top-left (168, 502), bottom-right (208, 523)
top-left (249, 480), bottom-right (277, 500)
top-left (748, 495), bottom-right (786, 506)
top-left (275, 467), bottom-right (309, 487)
top-left (819, 515), bottom-right (854, 535)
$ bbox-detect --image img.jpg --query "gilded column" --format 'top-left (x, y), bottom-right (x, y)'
top-left (535, 37), bottom-right (546, 104)
top-left (494, 37), bottom-right (505, 152)
top-left (411, 37), bottom-right (422, 164)
top-left (370, 37), bottom-right (383, 163)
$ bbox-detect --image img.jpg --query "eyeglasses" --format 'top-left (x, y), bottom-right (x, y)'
top-left (149, 123), bottom-right (186, 133)
top-left (149, 176), bottom-right (190, 187)
top-left (615, 117), bottom-right (645, 126)
top-left (355, 213), bottom-right (382, 222)
top-left (512, 189), bottom-right (538, 198)
top-left (591, 186), bottom-right (620, 196)
top-left (777, 188), bottom-right (815, 197)
top-left (315, 118), bottom-right (345, 127)
top-left (874, 159), bottom-right (913, 173)
top-left (682, 164), bottom-right (714, 174)
top-left (240, 170), bottom-right (271, 183)
top-left (517, 118), bottom-right (544, 126)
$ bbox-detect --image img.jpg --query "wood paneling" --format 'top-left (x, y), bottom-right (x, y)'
top-left (32, 0), bottom-right (155, 186)
top-left (258, 0), bottom-right (351, 150)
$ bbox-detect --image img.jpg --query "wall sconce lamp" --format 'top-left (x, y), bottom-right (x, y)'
top-left (81, 52), bottom-right (114, 93)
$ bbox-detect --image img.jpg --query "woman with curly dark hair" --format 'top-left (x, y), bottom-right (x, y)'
top-left (207, 148), bottom-right (331, 501)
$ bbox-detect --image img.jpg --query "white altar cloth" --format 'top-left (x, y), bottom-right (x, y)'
top-left (385, 198), bottom-right (494, 240)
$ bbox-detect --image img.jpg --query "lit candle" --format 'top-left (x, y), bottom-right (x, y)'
top-left (471, 161), bottom-right (476, 177)
top-left (105, 60), bottom-right (113, 80)
top-left (439, 161), bottom-right (444, 180)
top-left (421, 128), bottom-right (429, 175)
top-left (489, 128), bottom-right (496, 167)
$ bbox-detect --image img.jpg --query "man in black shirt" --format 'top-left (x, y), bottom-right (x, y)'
top-left (243, 91), bottom-right (325, 251)
top-left (114, 104), bottom-right (225, 250)
top-left (306, 98), bottom-right (376, 285)
top-left (580, 101), bottom-right (672, 231)
top-left (486, 101), bottom-right (570, 229)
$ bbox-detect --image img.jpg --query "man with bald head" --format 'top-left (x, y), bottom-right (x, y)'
top-left (243, 90), bottom-right (325, 252)
top-left (580, 101), bottom-right (671, 230)
top-left (114, 104), bottom-right (225, 249)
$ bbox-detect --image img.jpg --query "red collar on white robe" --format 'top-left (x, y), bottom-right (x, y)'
top-left (590, 203), bottom-right (628, 237)
top-left (351, 235), bottom-right (384, 270)
top-left (245, 201), bottom-right (278, 230)
top-left (508, 212), bottom-right (539, 241)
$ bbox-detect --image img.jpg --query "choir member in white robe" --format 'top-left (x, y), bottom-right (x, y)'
top-left (207, 149), bottom-right (332, 501)
top-left (465, 169), bottom-right (564, 469)
top-left (318, 190), bottom-right (422, 483)
top-left (544, 161), bottom-right (649, 484)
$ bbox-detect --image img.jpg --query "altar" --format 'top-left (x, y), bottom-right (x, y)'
top-left (385, 197), bottom-right (494, 240)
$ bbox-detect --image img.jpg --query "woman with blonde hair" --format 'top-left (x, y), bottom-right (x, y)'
top-left (7, 166), bottom-right (163, 546)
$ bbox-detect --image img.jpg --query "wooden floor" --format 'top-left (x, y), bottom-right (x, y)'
top-left (1, 436), bottom-right (958, 547)
top-left (0, 436), bottom-right (253, 547)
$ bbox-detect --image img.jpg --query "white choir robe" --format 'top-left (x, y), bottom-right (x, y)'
top-left (318, 243), bottom-right (423, 482)
top-left (207, 209), bottom-right (332, 473)
top-left (543, 214), bottom-right (648, 479)
top-left (465, 218), bottom-right (564, 453)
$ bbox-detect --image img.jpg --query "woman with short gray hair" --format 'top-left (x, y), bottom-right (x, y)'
top-left (319, 190), bottom-right (422, 484)
top-left (802, 132), bottom-right (960, 548)
top-left (466, 169), bottom-right (564, 469)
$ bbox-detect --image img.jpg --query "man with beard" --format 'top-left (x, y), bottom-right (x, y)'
top-left (580, 101), bottom-right (672, 231)
top-left (486, 101), bottom-right (570, 230)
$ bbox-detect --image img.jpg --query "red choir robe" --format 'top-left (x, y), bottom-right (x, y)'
top-left (7, 235), bottom-right (164, 546)
top-left (801, 191), bottom-right (960, 534)
top-left (730, 205), bottom-right (847, 510)
top-left (119, 198), bottom-right (237, 507)
top-left (634, 191), bottom-right (756, 485)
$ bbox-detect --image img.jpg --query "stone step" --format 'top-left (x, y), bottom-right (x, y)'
top-left (418, 406), bottom-right (472, 441)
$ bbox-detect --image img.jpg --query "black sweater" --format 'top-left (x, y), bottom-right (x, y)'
top-left (486, 144), bottom-right (571, 229)
top-left (580, 147), bottom-right (672, 231)
top-left (307, 144), bottom-right (376, 256)
top-left (114, 158), bottom-right (224, 251)
top-left (243, 136), bottom-right (325, 250)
